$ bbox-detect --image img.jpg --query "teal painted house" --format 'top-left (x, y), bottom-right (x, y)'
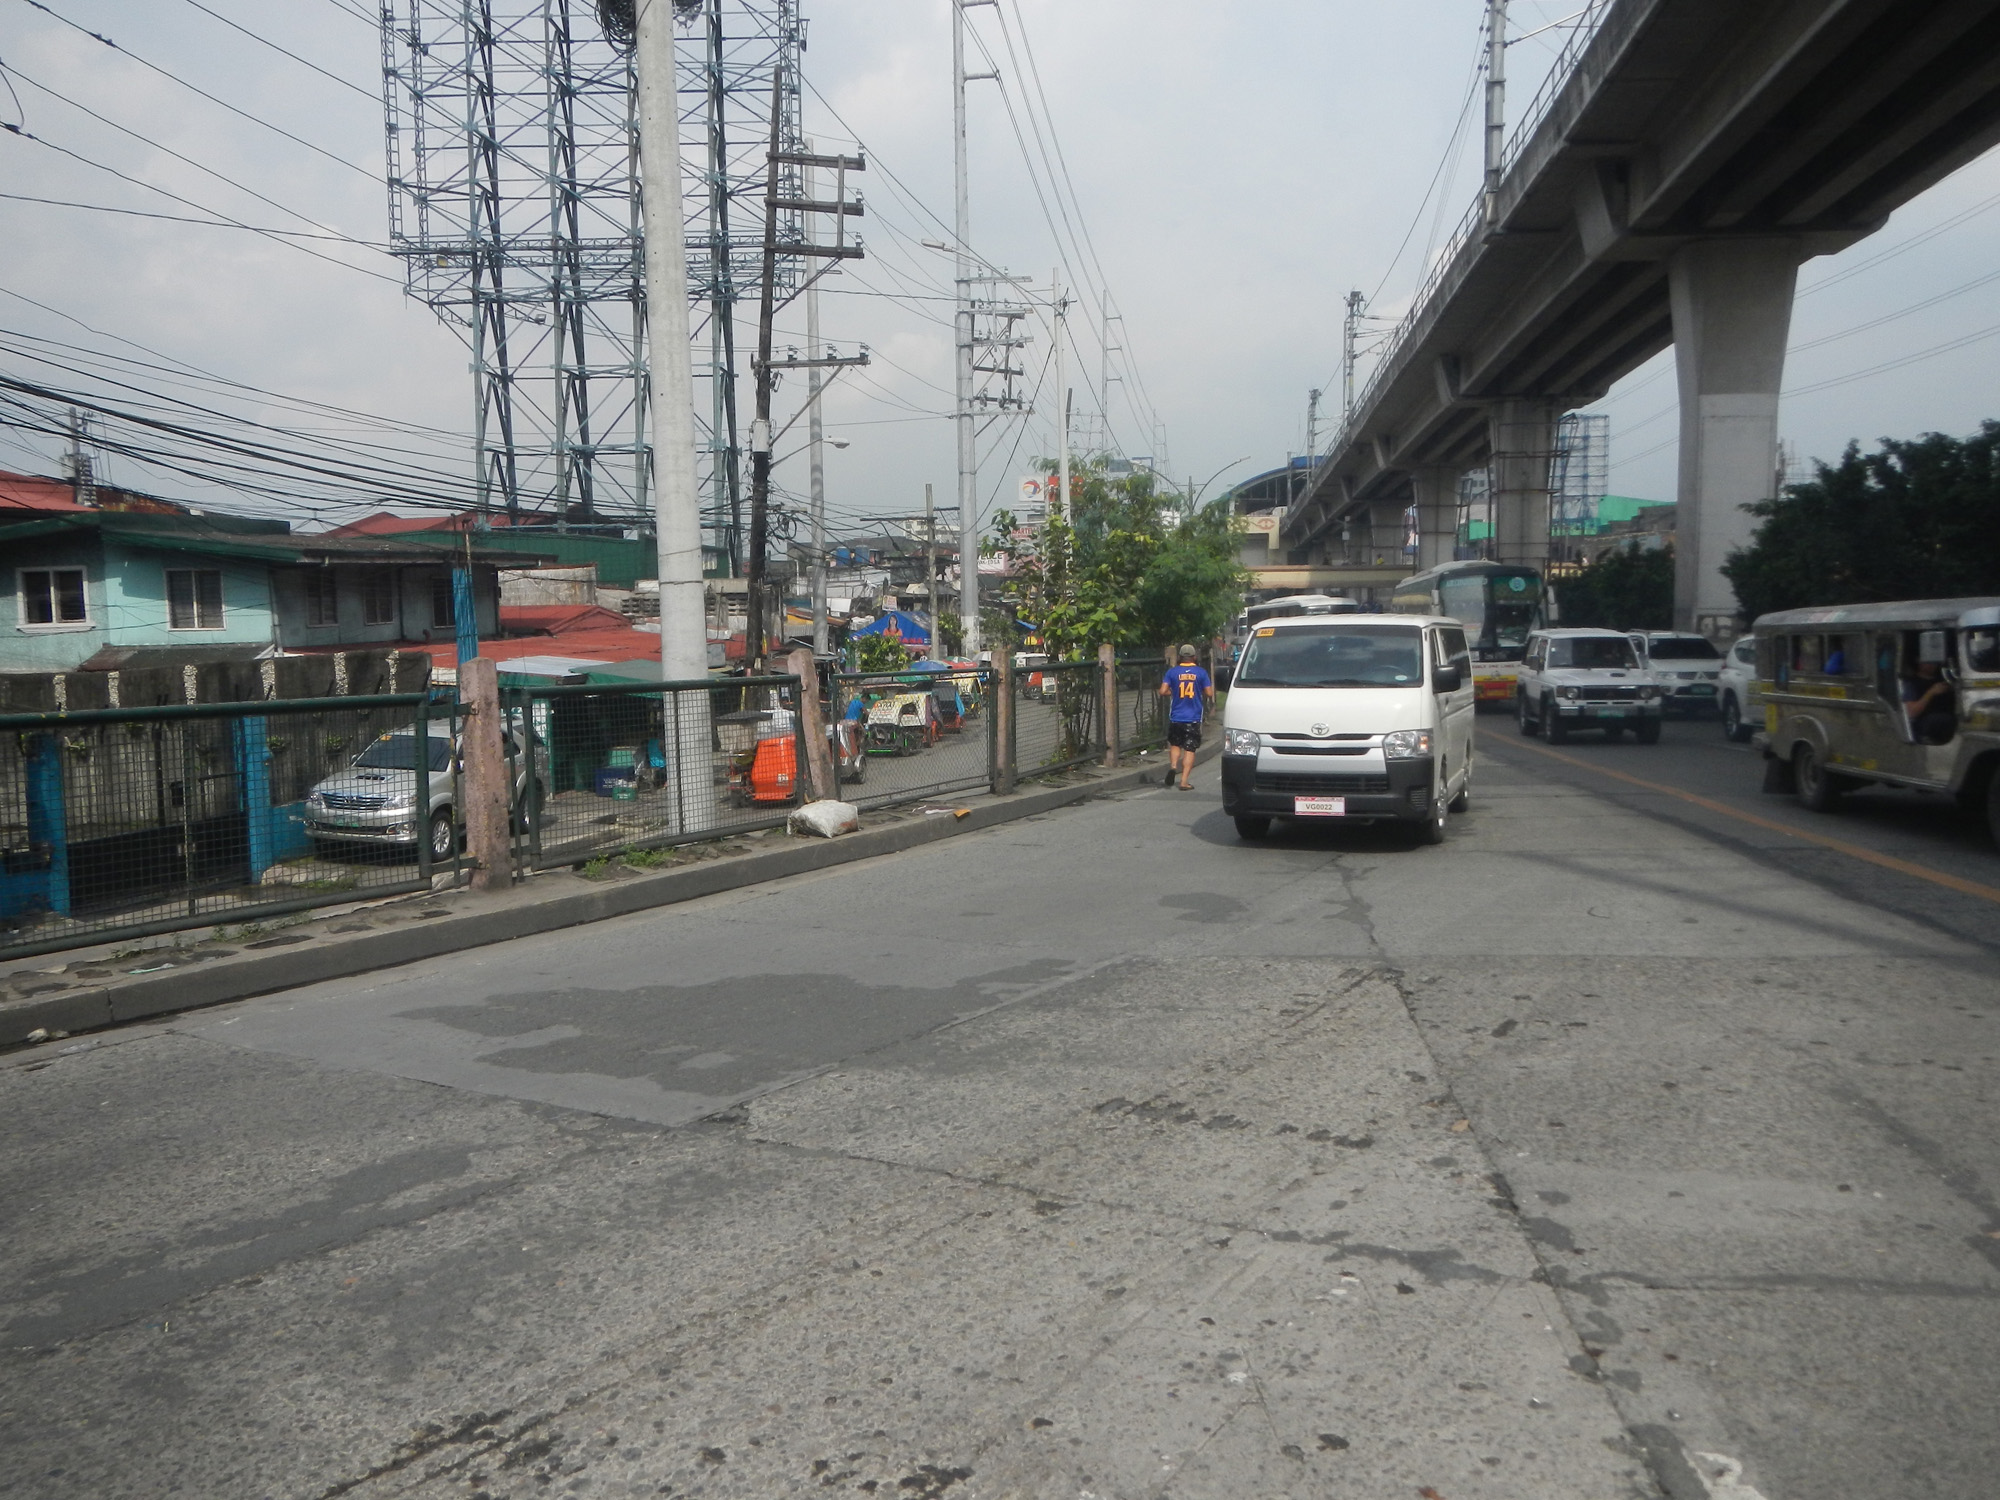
top-left (3, 510), bottom-right (541, 674)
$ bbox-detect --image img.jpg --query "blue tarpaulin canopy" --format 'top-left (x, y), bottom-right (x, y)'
top-left (850, 609), bottom-right (930, 650)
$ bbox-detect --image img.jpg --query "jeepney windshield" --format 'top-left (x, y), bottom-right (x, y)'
top-left (1967, 627), bottom-right (2000, 675)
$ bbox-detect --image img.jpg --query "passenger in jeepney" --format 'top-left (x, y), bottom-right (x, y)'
top-left (1901, 659), bottom-right (1957, 744)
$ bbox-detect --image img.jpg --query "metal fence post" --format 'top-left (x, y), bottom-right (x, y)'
top-left (414, 692), bottom-right (433, 887)
top-left (991, 656), bottom-right (1014, 794)
top-left (1099, 643), bottom-right (1118, 768)
top-left (458, 657), bottom-right (511, 891)
top-left (788, 647), bottom-right (832, 801)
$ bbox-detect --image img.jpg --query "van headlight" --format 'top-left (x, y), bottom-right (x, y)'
top-left (1382, 729), bottom-right (1432, 758)
top-left (1639, 685), bottom-right (1661, 700)
top-left (1224, 727), bottom-right (1261, 756)
top-left (1559, 686), bottom-right (1580, 700)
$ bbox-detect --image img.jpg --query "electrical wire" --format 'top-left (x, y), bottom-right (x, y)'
top-left (0, 122), bottom-right (404, 286)
top-left (0, 59), bottom-right (363, 238)
top-left (19, 0), bottom-right (379, 180)
top-left (178, 0), bottom-right (379, 100)
top-left (0, 189), bottom-right (375, 241)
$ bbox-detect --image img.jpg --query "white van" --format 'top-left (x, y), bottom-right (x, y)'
top-left (1220, 613), bottom-right (1475, 844)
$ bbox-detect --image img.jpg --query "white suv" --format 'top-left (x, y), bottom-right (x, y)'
top-left (1715, 633), bottom-right (1761, 742)
top-left (1636, 631), bottom-right (1725, 717)
top-left (1516, 628), bottom-right (1664, 743)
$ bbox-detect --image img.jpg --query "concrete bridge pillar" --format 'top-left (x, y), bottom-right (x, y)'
top-left (1362, 499), bottom-right (1409, 569)
top-left (1668, 238), bottom-right (1800, 638)
top-left (1487, 400), bottom-right (1559, 565)
top-left (1412, 467), bottom-right (1457, 570)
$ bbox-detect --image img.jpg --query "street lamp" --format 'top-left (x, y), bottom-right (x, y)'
top-left (1189, 456), bottom-right (1254, 512)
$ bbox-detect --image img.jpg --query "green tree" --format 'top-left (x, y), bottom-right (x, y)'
top-left (850, 632), bottom-right (909, 673)
top-left (1723, 422), bottom-right (2000, 617)
top-left (1556, 544), bottom-right (1675, 629)
top-left (992, 458), bottom-right (1248, 658)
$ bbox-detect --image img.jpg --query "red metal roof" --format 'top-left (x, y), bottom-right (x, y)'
top-left (287, 602), bottom-right (662, 675)
top-left (321, 510), bottom-right (463, 536)
top-left (0, 470), bottom-right (89, 512)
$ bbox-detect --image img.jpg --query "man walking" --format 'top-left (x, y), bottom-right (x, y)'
top-left (1159, 644), bottom-right (1215, 791)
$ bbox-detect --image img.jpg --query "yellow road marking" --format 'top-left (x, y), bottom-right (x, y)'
top-left (1485, 732), bottom-right (2000, 908)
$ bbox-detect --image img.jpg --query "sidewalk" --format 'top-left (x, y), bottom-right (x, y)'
top-left (0, 746), bottom-right (1213, 1047)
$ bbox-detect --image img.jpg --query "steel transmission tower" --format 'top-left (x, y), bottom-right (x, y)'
top-left (380, 0), bottom-right (807, 553)
top-left (1550, 411), bottom-right (1609, 536)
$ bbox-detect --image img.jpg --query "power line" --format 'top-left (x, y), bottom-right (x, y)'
top-left (0, 122), bottom-right (402, 285)
top-left (0, 189), bottom-right (374, 241)
top-left (19, 0), bottom-right (378, 179)
top-left (178, 0), bottom-right (378, 100)
top-left (1, 59), bottom-right (361, 237)
top-left (1797, 185), bottom-right (2000, 298)
top-left (0, 286), bottom-right (466, 443)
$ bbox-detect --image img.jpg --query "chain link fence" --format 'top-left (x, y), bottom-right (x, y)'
top-left (3, 646), bottom-right (1158, 959)
top-left (830, 665), bottom-right (994, 810)
top-left (505, 674), bottom-right (810, 870)
top-left (1115, 654), bottom-right (1171, 753)
top-left (1012, 659), bottom-right (1102, 778)
top-left (1, 694), bottom-right (452, 960)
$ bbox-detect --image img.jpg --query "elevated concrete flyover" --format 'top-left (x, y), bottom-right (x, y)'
top-left (1285, 0), bottom-right (2000, 635)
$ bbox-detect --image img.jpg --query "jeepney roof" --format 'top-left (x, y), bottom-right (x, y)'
top-left (1752, 596), bottom-right (2000, 632)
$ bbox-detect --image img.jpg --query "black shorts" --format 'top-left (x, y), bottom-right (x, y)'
top-left (1167, 721), bottom-right (1202, 750)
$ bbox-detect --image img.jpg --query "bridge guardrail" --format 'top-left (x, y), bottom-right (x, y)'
top-left (1304, 1), bottom-right (1619, 496)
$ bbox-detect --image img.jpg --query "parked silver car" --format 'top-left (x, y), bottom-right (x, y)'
top-left (305, 722), bottom-right (535, 861)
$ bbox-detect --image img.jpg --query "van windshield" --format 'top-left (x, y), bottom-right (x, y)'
top-left (1234, 624), bottom-right (1425, 688)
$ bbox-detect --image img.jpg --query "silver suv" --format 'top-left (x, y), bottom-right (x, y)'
top-left (1635, 631), bottom-right (1725, 717)
top-left (305, 721), bottom-right (535, 862)
top-left (1516, 628), bottom-right (1664, 743)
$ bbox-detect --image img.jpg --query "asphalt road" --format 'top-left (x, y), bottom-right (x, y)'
top-left (2, 722), bottom-right (1996, 1500)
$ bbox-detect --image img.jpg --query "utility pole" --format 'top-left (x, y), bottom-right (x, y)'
top-left (704, 0), bottom-right (743, 575)
top-left (1053, 274), bottom-right (1069, 527)
top-left (923, 482), bottom-right (938, 657)
top-left (744, 70), bottom-right (787, 669)
top-left (748, 135), bottom-right (867, 661)
top-left (1099, 290), bottom-right (1123, 453)
top-left (1342, 291), bottom-right (1367, 421)
top-left (1302, 387), bottom-right (1321, 506)
top-left (805, 149), bottom-right (829, 657)
top-left (1484, 0), bottom-right (1509, 228)
top-left (953, 0), bottom-right (981, 654)
top-left (634, 0), bottom-right (714, 829)
top-left (66, 408), bottom-right (96, 508)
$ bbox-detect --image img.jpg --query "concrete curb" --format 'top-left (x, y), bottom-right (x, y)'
top-left (1, 746), bottom-right (1214, 1047)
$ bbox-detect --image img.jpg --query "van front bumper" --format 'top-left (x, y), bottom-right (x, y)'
top-left (1221, 754), bottom-right (1437, 822)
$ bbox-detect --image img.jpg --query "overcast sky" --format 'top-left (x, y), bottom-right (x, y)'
top-left (4, 0), bottom-right (1999, 542)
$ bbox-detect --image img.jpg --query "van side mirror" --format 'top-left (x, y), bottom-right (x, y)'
top-left (1433, 664), bottom-right (1462, 693)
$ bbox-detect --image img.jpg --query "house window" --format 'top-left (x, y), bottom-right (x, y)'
top-left (431, 573), bottom-right (455, 629)
top-left (166, 569), bottom-right (225, 630)
top-left (19, 568), bottom-right (88, 627)
top-left (361, 567), bottom-right (397, 626)
top-left (303, 570), bottom-right (339, 627)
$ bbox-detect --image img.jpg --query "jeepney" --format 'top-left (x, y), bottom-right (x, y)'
top-left (1753, 597), bottom-right (2000, 847)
